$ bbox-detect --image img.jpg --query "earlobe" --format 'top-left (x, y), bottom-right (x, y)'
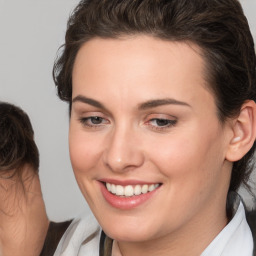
top-left (226, 100), bottom-right (256, 162)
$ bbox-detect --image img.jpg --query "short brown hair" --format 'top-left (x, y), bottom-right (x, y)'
top-left (53, 0), bottom-right (256, 192)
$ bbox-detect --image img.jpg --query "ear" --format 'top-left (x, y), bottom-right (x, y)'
top-left (225, 100), bottom-right (256, 162)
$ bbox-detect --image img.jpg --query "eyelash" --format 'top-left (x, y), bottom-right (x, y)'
top-left (79, 116), bottom-right (109, 128)
top-left (79, 116), bottom-right (177, 131)
top-left (146, 118), bottom-right (177, 131)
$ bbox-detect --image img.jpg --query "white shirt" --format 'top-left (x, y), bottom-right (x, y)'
top-left (201, 200), bottom-right (253, 256)
top-left (54, 195), bottom-right (253, 256)
top-left (53, 211), bottom-right (101, 256)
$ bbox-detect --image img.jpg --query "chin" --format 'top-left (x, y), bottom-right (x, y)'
top-left (102, 220), bottom-right (158, 242)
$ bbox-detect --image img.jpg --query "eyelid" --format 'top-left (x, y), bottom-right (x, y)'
top-left (76, 110), bottom-right (107, 118)
top-left (145, 113), bottom-right (177, 121)
top-left (144, 113), bottom-right (178, 131)
top-left (72, 103), bottom-right (112, 119)
top-left (77, 111), bottom-right (110, 128)
top-left (78, 117), bottom-right (110, 129)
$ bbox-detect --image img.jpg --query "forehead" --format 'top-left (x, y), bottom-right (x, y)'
top-left (72, 36), bottom-right (214, 111)
top-left (73, 36), bottom-right (205, 77)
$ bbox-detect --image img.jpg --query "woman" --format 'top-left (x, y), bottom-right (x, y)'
top-left (53, 0), bottom-right (256, 255)
top-left (0, 102), bottom-right (71, 256)
top-left (0, 102), bottom-right (49, 255)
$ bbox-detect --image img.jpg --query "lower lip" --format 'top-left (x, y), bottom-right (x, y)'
top-left (99, 182), bottom-right (160, 210)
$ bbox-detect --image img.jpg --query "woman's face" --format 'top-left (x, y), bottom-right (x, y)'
top-left (70, 36), bottom-right (233, 243)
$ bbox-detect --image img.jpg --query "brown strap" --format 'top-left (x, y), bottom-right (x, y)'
top-left (40, 220), bottom-right (72, 256)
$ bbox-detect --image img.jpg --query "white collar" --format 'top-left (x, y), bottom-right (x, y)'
top-left (53, 211), bottom-right (101, 256)
top-left (201, 195), bottom-right (253, 256)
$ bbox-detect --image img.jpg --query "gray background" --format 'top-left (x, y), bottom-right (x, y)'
top-left (0, 0), bottom-right (256, 221)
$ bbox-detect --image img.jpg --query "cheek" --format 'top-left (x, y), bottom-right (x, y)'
top-left (69, 125), bottom-right (103, 176)
top-left (148, 125), bottom-right (224, 186)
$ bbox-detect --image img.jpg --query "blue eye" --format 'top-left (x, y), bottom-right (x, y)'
top-left (89, 116), bottom-right (104, 124)
top-left (153, 119), bottom-right (172, 126)
top-left (148, 118), bottom-right (177, 129)
top-left (79, 116), bottom-right (108, 127)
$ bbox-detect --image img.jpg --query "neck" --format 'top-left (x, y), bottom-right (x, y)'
top-left (0, 165), bottom-right (49, 256)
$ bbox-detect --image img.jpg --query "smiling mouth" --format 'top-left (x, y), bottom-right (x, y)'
top-left (105, 183), bottom-right (161, 197)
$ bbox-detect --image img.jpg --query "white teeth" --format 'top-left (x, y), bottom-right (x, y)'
top-left (111, 184), bottom-right (116, 194)
top-left (116, 185), bottom-right (124, 196)
top-left (134, 185), bottom-right (141, 195)
top-left (148, 184), bottom-right (155, 192)
top-left (106, 183), bottom-right (111, 191)
top-left (124, 185), bottom-right (134, 197)
top-left (141, 184), bottom-right (148, 194)
top-left (105, 182), bottom-right (160, 197)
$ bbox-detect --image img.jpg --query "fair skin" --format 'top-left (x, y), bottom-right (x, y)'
top-left (69, 36), bottom-right (255, 256)
top-left (0, 165), bottom-right (49, 256)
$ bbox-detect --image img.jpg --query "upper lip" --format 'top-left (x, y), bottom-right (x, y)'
top-left (99, 179), bottom-right (162, 186)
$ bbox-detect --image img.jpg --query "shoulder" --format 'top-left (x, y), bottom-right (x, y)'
top-left (53, 212), bottom-right (101, 256)
top-left (40, 220), bottom-right (73, 256)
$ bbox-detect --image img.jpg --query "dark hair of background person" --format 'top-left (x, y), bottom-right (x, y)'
top-left (0, 102), bottom-right (39, 178)
top-left (52, 0), bottom-right (256, 193)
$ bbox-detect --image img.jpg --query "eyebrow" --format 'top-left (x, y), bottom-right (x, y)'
top-left (72, 95), bottom-right (107, 110)
top-left (138, 98), bottom-right (191, 110)
top-left (72, 95), bottom-right (191, 110)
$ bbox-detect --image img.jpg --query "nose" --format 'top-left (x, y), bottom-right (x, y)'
top-left (103, 125), bottom-right (144, 173)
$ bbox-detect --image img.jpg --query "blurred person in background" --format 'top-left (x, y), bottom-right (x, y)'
top-left (0, 102), bottom-right (70, 256)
